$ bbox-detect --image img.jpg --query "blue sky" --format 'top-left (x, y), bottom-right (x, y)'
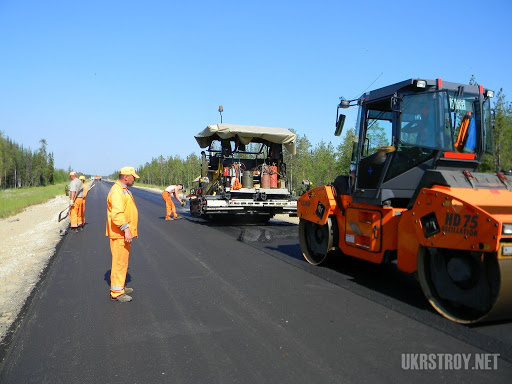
top-left (1, 0), bottom-right (511, 176)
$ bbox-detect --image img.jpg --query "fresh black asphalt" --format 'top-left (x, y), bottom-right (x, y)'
top-left (0, 181), bottom-right (511, 383)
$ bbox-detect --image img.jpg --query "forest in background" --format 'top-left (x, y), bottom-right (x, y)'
top-left (1, 84), bottom-right (510, 194)
top-left (0, 135), bottom-right (71, 189)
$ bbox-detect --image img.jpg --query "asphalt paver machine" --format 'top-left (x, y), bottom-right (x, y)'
top-left (189, 124), bottom-right (297, 222)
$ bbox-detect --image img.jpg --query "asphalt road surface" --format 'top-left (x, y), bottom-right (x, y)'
top-left (1, 181), bottom-right (512, 383)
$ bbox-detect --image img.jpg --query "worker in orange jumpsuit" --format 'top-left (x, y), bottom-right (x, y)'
top-left (106, 167), bottom-right (139, 302)
top-left (161, 184), bottom-right (184, 220)
top-left (75, 175), bottom-right (87, 230)
top-left (68, 171), bottom-right (84, 233)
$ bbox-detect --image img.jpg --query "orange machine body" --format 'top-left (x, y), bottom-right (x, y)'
top-left (297, 184), bottom-right (512, 272)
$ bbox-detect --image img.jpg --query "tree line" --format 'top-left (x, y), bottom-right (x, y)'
top-left (116, 127), bottom-right (382, 195)
top-left (116, 154), bottom-right (202, 189)
top-left (0, 133), bottom-right (70, 189)
top-left (2, 84), bottom-right (511, 193)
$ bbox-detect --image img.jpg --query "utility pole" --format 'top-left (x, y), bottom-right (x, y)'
top-left (218, 105), bottom-right (223, 123)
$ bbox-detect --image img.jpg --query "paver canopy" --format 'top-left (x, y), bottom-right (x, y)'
top-left (194, 124), bottom-right (296, 155)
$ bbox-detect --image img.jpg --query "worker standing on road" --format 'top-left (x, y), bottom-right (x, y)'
top-left (106, 167), bottom-right (139, 303)
top-left (68, 171), bottom-right (83, 233)
top-left (76, 175), bottom-right (87, 230)
top-left (162, 184), bottom-right (184, 220)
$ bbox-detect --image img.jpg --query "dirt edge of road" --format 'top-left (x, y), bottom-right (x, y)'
top-left (0, 194), bottom-right (69, 362)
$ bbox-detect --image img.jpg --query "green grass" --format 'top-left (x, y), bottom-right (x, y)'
top-left (0, 183), bottom-right (67, 219)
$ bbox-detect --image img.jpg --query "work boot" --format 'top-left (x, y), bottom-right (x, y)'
top-left (165, 217), bottom-right (173, 221)
top-left (111, 294), bottom-right (132, 302)
top-left (124, 287), bottom-right (133, 294)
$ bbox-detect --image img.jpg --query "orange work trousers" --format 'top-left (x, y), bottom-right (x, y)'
top-left (110, 238), bottom-right (131, 298)
top-left (80, 199), bottom-right (86, 225)
top-left (69, 201), bottom-right (83, 228)
top-left (75, 197), bottom-right (85, 227)
top-left (162, 191), bottom-right (177, 219)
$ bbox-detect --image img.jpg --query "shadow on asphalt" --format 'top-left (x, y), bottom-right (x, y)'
top-left (323, 252), bottom-right (430, 311)
top-left (103, 270), bottom-right (132, 287)
top-left (193, 216), bottom-right (432, 313)
top-left (187, 215), bottom-right (512, 362)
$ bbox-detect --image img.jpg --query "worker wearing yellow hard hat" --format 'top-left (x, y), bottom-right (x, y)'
top-left (68, 171), bottom-right (84, 232)
top-left (78, 175), bottom-right (88, 228)
top-left (106, 166), bottom-right (139, 302)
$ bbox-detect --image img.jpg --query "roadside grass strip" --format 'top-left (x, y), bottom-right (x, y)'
top-left (0, 183), bottom-right (67, 218)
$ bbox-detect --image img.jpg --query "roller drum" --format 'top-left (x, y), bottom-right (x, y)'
top-left (417, 246), bottom-right (512, 324)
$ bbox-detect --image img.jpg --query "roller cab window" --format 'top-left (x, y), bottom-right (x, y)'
top-left (399, 92), bottom-right (452, 151)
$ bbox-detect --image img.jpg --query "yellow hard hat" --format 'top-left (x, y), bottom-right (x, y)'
top-left (120, 166), bottom-right (140, 178)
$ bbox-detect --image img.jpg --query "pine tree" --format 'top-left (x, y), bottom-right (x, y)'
top-left (335, 128), bottom-right (357, 175)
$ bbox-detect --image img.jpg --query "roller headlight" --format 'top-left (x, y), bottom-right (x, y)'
top-left (503, 223), bottom-right (512, 235)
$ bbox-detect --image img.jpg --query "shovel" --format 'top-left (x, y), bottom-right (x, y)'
top-left (58, 206), bottom-right (71, 222)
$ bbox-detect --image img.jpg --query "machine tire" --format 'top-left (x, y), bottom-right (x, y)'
top-left (299, 217), bottom-right (337, 265)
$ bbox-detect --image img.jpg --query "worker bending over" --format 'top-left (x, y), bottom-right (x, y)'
top-left (106, 167), bottom-right (139, 303)
top-left (162, 184), bottom-right (184, 220)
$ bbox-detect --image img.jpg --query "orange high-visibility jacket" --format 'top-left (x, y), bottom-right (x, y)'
top-left (106, 180), bottom-right (138, 239)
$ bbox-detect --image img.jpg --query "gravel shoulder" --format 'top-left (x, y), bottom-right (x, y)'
top-left (0, 194), bottom-right (69, 342)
